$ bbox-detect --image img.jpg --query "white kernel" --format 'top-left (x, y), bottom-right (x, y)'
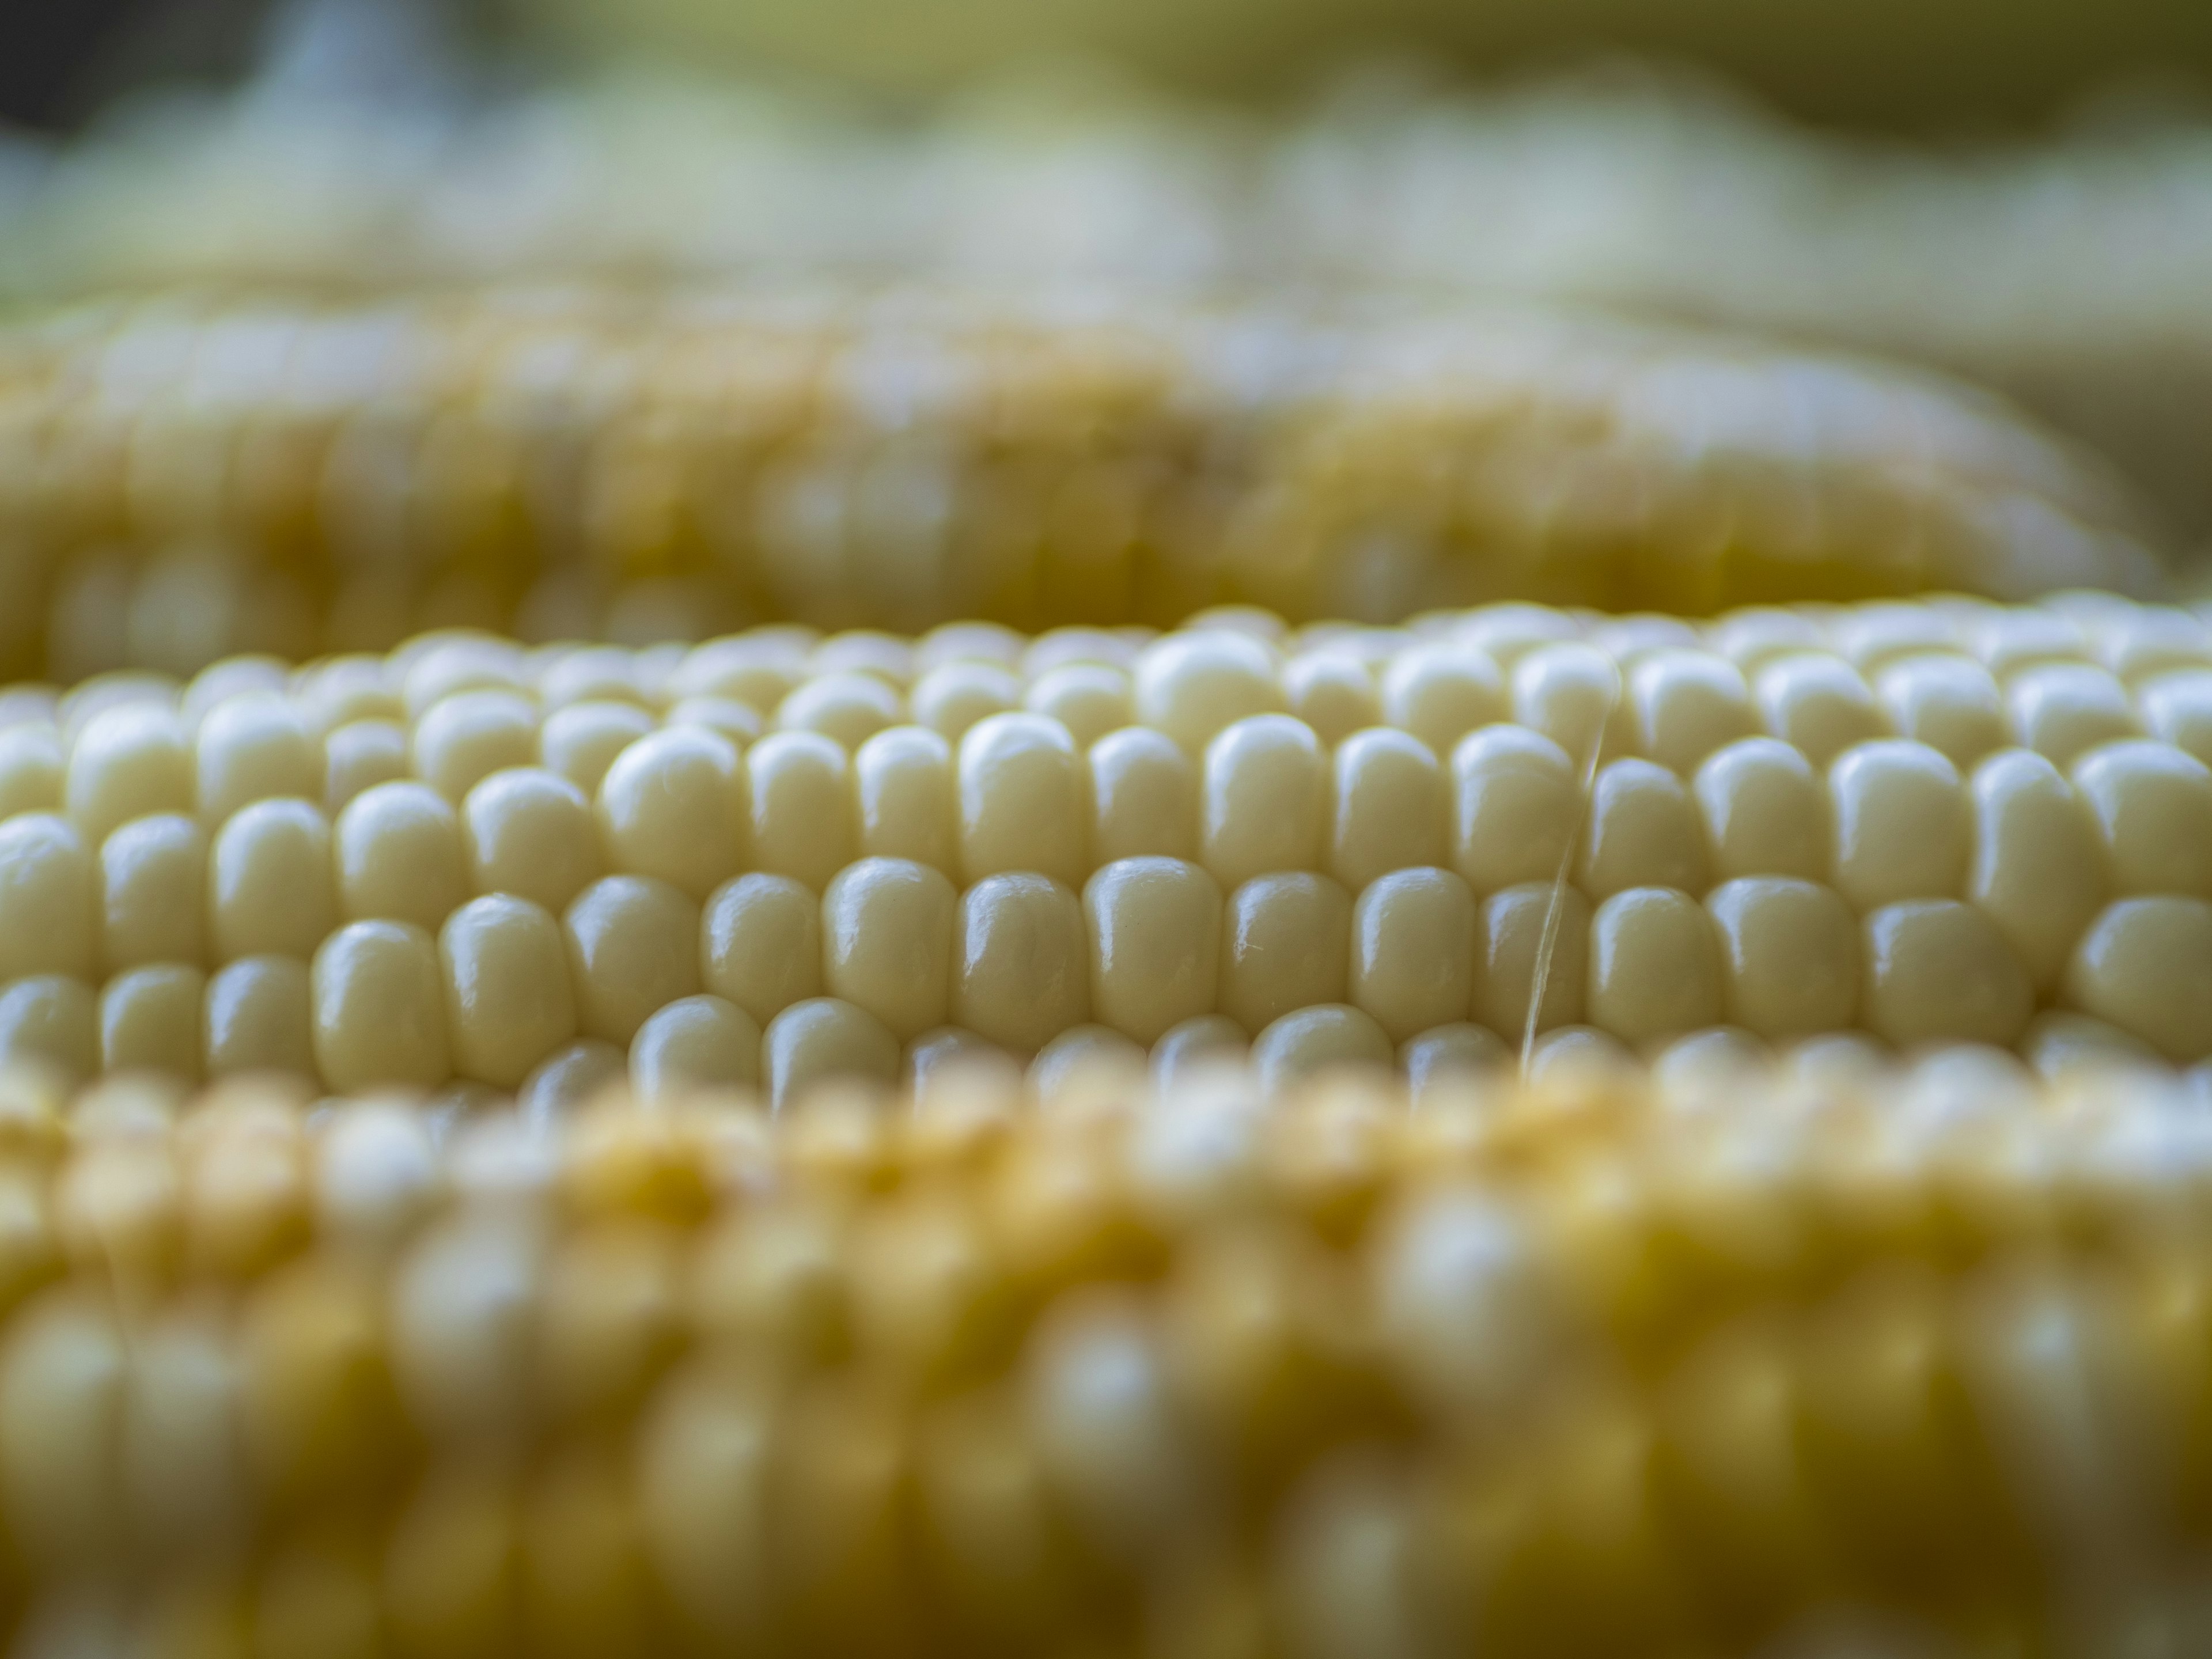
top-left (1200, 714), bottom-right (1326, 889)
top-left (1862, 900), bottom-right (2033, 1050)
top-left (809, 631), bottom-right (915, 687)
top-left (1578, 758), bottom-right (1707, 900)
top-left (664, 696), bottom-right (763, 750)
top-left (1031, 1024), bottom-right (1147, 1105)
top-left (98, 964), bottom-right (203, 1080)
top-left (954, 873), bottom-right (1089, 1052)
top-left (0, 725), bottom-right (62, 821)
top-left (2139, 671), bottom-right (2212, 768)
top-left (1088, 728), bottom-right (1196, 865)
top-left (323, 718), bottom-right (410, 813)
top-left (1150, 1016), bottom-right (1248, 1088)
top-left (1474, 882), bottom-right (1589, 1037)
top-left (1705, 877), bottom-right (1858, 1039)
top-left (562, 877), bottom-right (700, 1046)
top-left (2020, 1012), bottom-right (2161, 1080)
top-left (1693, 737), bottom-right (1827, 882)
top-left (2065, 897), bottom-right (2212, 1063)
top-left (1450, 727), bottom-right (1579, 895)
top-left (537, 646), bottom-right (645, 710)
top-left (959, 713), bottom-right (1086, 888)
top-left (1400, 1024), bottom-right (1511, 1097)
top-left (2008, 663), bottom-right (2138, 767)
top-left (1252, 1005), bottom-right (1392, 1091)
top-left (2099, 607), bottom-right (2212, 681)
top-left (203, 955), bottom-right (313, 1078)
top-left (1649, 1027), bottom-right (1770, 1088)
top-left (1522, 1025), bottom-right (1634, 1084)
top-left (596, 728), bottom-right (744, 902)
top-left (412, 689), bottom-right (539, 804)
top-left (461, 767), bottom-right (604, 915)
top-left (194, 692), bottom-right (319, 825)
top-left (539, 700), bottom-right (655, 797)
top-left (519, 1041), bottom-right (627, 1126)
top-left (2070, 740), bottom-right (2212, 900)
top-left (0, 976), bottom-right (96, 1084)
top-left (1024, 664), bottom-right (1134, 751)
top-left (312, 919), bottom-right (450, 1092)
top-left (673, 635), bottom-right (804, 712)
top-left (1970, 609), bottom-right (2086, 677)
top-left (918, 622), bottom-right (1024, 673)
top-left (1510, 643), bottom-right (1623, 764)
top-left (903, 1027), bottom-right (1016, 1097)
top-left (1134, 631), bottom-right (1285, 756)
top-left (1752, 653), bottom-right (1885, 768)
top-left (207, 799), bottom-right (334, 964)
top-left (1350, 868), bottom-right (1476, 1044)
top-left (1454, 605), bottom-right (1580, 665)
top-left (402, 637), bottom-right (529, 719)
top-left (762, 998), bottom-right (899, 1110)
top-left (440, 895), bottom-right (576, 1090)
top-left (1968, 750), bottom-right (2108, 994)
top-left (744, 733), bottom-right (854, 894)
top-left (1832, 603), bottom-right (1957, 672)
top-left (298, 656), bottom-right (403, 736)
top-left (1083, 858), bottom-right (1220, 1047)
top-left (1711, 608), bottom-right (1823, 670)
top-left (912, 662), bottom-right (1020, 743)
top-left (775, 671), bottom-right (902, 751)
top-left (334, 782), bottom-right (465, 933)
top-left (1219, 873), bottom-right (1351, 1035)
top-left (1381, 645), bottom-right (1504, 758)
top-left (631, 997), bottom-right (762, 1100)
top-left (1628, 650), bottom-right (1756, 775)
top-left (1586, 886), bottom-right (1722, 1045)
top-left (702, 873), bottom-right (823, 1029)
top-left (1331, 729), bottom-right (1446, 894)
top-left (853, 726), bottom-right (957, 877)
top-left (821, 858), bottom-right (956, 1041)
top-left (0, 815), bottom-right (96, 980)
top-left (1281, 654), bottom-right (1380, 747)
top-left (1022, 628), bottom-right (1132, 678)
top-left (1828, 740), bottom-right (1967, 910)
top-left (1874, 654), bottom-right (2006, 768)
top-left (66, 703), bottom-right (194, 843)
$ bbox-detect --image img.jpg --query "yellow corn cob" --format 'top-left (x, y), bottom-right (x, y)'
top-left (1, 596), bottom-right (2209, 1107)
top-left (0, 289), bottom-right (2165, 686)
top-left (0, 1058), bottom-right (2206, 1658)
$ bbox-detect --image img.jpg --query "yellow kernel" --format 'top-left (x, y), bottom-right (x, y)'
top-left (1219, 872), bottom-right (1353, 1036)
top-left (954, 874), bottom-right (1089, 1053)
top-left (1084, 857), bottom-right (1221, 1046)
top-left (333, 781), bottom-right (465, 933)
top-left (440, 894), bottom-right (577, 1090)
top-left (463, 767), bottom-right (604, 915)
top-left (562, 877), bottom-right (700, 1046)
top-left (1201, 714), bottom-right (1327, 889)
top-left (311, 920), bottom-right (450, 1092)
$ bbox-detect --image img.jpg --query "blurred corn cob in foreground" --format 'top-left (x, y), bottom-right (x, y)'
top-left (1, 1058), bottom-right (2210, 1658)
top-left (5, 595), bottom-right (2212, 1107)
top-left (0, 288), bottom-right (2165, 685)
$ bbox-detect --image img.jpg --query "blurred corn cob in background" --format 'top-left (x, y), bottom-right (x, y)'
top-left (1, 1058), bottom-right (2211, 1658)
top-left (0, 287), bottom-right (2165, 684)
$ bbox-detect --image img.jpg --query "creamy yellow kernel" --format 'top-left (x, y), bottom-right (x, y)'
top-left (1448, 727), bottom-right (1578, 896)
top-left (203, 955), bottom-right (313, 1078)
top-left (1088, 727), bottom-right (1196, 866)
top-left (1031, 1024), bottom-right (1148, 1103)
top-left (323, 718), bottom-right (410, 813)
top-left (1083, 857), bottom-right (1221, 1046)
top-left (412, 689), bottom-right (540, 804)
top-left (912, 662), bottom-right (1020, 743)
top-left (1330, 729), bottom-right (1446, 895)
top-left (520, 1041), bottom-right (628, 1124)
top-left (821, 858), bottom-right (956, 1041)
top-left (744, 733), bottom-right (855, 895)
top-left (2008, 663), bottom-right (2139, 767)
top-left (563, 877), bottom-right (700, 1046)
top-left (1968, 608), bottom-right (2085, 676)
top-left (1219, 872), bottom-right (1352, 1035)
top-left (539, 701), bottom-right (656, 797)
top-left (99, 964), bottom-right (204, 1080)
top-left (1704, 877), bottom-right (1859, 1039)
top-left (403, 637), bottom-right (530, 719)
top-left (1150, 1016), bottom-right (1248, 1085)
top-left (2019, 1010), bottom-right (2161, 1078)
top-left (2139, 671), bottom-right (2212, 768)
top-left (918, 622), bottom-right (1024, 673)
top-left (1510, 643), bottom-right (1623, 764)
top-left (1711, 608), bottom-right (1824, 671)
top-left (664, 696), bottom-right (763, 750)
top-left (1862, 900), bottom-right (2033, 1050)
top-left (297, 657), bottom-right (402, 736)
top-left (1135, 631), bottom-right (1285, 756)
top-left (207, 800), bottom-right (334, 965)
top-left (1827, 740), bottom-right (1968, 910)
top-left (0, 976), bottom-right (96, 1083)
top-left (99, 814), bottom-right (204, 974)
top-left (192, 692), bottom-right (319, 826)
top-left (809, 631), bottom-right (915, 687)
top-left (0, 814), bottom-right (96, 980)
top-left (954, 873), bottom-right (1089, 1053)
top-left (851, 726), bottom-right (956, 877)
top-left (1350, 868), bottom-right (1477, 1044)
top-left (1693, 737), bottom-right (1827, 883)
top-left (1456, 604), bottom-right (1582, 666)
top-left (1649, 1026), bottom-right (1771, 1086)
top-left (66, 703), bottom-right (195, 843)
top-left (1752, 653), bottom-right (1887, 769)
top-left (2097, 606), bottom-right (2212, 681)
top-left (631, 996), bottom-right (762, 1099)
top-left (463, 767), bottom-right (604, 916)
top-left (1281, 654), bottom-right (1380, 748)
top-left (2065, 897), bottom-right (2212, 1063)
top-left (2070, 740), bottom-right (2212, 899)
top-left (181, 656), bottom-right (288, 729)
top-left (333, 782), bottom-right (465, 933)
top-left (1832, 603), bottom-right (1958, 672)
top-left (674, 635), bottom-right (806, 713)
top-left (903, 1027), bottom-right (1018, 1099)
top-left (1967, 749), bottom-right (2107, 994)
top-left (776, 672), bottom-right (903, 751)
top-left (596, 727), bottom-right (744, 903)
top-left (312, 919), bottom-right (450, 1092)
top-left (1874, 654), bottom-right (2006, 769)
top-left (1577, 758), bottom-right (1707, 900)
top-left (1400, 1024), bottom-right (1511, 1096)
top-left (1200, 714), bottom-right (1327, 890)
top-left (1523, 1024), bottom-right (1635, 1083)
top-left (959, 713), bottom-right (1086, 889)
top-left (1021, 664), bottom-right (1132, 753)
top-left (1252, 1005), bottom-right (1392, 1091)
top-left (1586, 886), bottom-right (1722, 1046)
top-left (763, 998), bottom-right (899, 1109)
top-left (0, 1290), bottom-right (126, 1571)
top-left (702, 873), bottom-right (823, 1029)
top-left (1628, 650), bottom-right (1756, 776)
top-left (1381, 644), bottom-right (1505, 758)
top-left (537, 646), bottom-right (646, 710)
top-left (1474, 881), bottom-right (1590, 1037)
top-left (440, 894), bottom-right (577, 1090)
top-left (0, 725), bottom-right (63, 821)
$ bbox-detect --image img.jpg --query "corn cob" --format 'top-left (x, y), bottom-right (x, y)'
top-left (1, 596), bottom-right (2209, 1108)
top-left (0, 1056), bottom-right (2205, 1658)
top-left (0, 289), bottom-right (2165, 686)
